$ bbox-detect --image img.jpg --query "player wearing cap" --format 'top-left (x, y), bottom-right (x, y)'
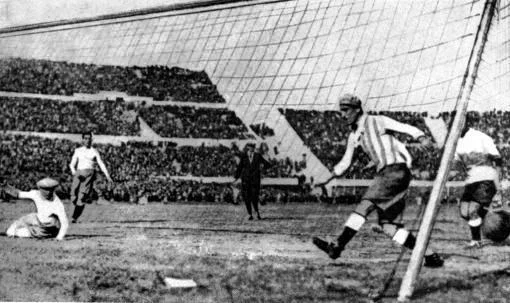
top-left (451, 122), bottom-right (503, 248)
top-left (312, 94), bottom-right (444, 268)
top-left (69, 131), bottom-right (113, 223)
top-left (4, 177), bottom-right (69, 240)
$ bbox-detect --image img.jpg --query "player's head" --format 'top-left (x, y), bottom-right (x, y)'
top-left (36, 177), bottom-right (59, 199)
top-left (245, 143), bottom-right (255, 155)
top-left (82, 131), bottom-right (93, 147)
top-left (338, 94), bottom-right (363, 125)
top-left (259, 142), bottom-right (269, 154)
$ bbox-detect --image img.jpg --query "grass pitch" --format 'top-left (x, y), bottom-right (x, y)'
top-left (1, 200), bottom-right (510, 302)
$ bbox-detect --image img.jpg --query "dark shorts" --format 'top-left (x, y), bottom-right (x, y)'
top-left (461, 180), bottom-right (496, 206)
top-left (71, 169), bottom-right (97, 205)
top-left (358, 163), bottom-right (411, 223)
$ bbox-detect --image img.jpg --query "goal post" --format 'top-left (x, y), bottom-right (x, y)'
top-left (397, 0), bottom-right (498, 301)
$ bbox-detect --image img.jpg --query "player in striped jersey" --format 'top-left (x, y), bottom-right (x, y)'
top-left (312, 94), bottom-right (443, 268)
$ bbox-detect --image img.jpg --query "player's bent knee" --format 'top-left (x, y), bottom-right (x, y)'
top-left (355, 199), bottom-right (376, 217)
top-left (6, 224), bottom-right (16, 237)
top-left (14, 227), bottom-right (32, 238)
top-left (459, 201), bottom-right (480, 221)
top-left (381, 223), bottom-right (398, 237)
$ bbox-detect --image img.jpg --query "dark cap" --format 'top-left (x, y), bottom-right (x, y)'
top-left (338, 94), bottom-right (362, 108)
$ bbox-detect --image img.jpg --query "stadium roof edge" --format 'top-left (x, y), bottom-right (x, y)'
top-left (0, 0), bottom-right (293, 34)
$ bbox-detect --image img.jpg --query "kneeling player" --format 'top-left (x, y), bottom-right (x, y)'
top-left (4, 178), bottom-right (69, 240)
top-left (452, 123), bottom-right (503, 248)
top-left (312, 94), bottom-right (443, 268)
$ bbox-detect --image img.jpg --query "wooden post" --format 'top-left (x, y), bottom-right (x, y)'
top-left (397, 0), bottom-right (497, 301)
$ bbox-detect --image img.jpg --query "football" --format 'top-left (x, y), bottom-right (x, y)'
top-left (482, 210), bottom-right (510, 242)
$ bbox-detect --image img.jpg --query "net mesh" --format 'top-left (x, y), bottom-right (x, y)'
top-left (0, 0), bottom-right (506, 178)
top-left (0, 0), bottom-right (495, 115)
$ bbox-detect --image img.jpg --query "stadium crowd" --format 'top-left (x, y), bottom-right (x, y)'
top-left (0, 96), bottom-right (139, 135)
top-left (139, 105), bottom-right (253, 139)
top-left (0, 135), bottom-right (306, 202)
top-left (0, 58), bottom-right (225, 103)
top-left (0, 96), bottom-right (258, 139)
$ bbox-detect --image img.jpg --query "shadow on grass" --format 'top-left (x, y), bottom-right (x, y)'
top-left (259, 216), bottom-right (303, 221)
top-left (412, 267), bottom-right (510, 300)
top-left (98, 219), bottom-right (170, 224)
top-left (65, 234), bottom-right (113, 240)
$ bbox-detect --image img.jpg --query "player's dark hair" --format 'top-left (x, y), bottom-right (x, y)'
top-left (82, 131), bottom-right (92, 138)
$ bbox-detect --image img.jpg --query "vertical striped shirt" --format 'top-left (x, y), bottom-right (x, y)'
top-left (334, 114), bottom-right (425, 175)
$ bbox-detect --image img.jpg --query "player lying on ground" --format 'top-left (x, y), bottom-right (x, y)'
top-left (4, 177), bottom-right (69, 240)
top-left (450, 121), bottom-right (503, 248)
top-left (312, 94), bottom-right (443, 268)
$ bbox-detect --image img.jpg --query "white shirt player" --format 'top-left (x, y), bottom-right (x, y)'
top-left (454, 128), bottom-right (501, 185)
top-left (18, 190), bottom-right (69, 239)
top-left (70, 146), bottom-right (110, 179)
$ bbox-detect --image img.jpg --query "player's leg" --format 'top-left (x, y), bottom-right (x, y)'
top-left (72, 170), bottom-right (95, 222)
top-left (252, 185), bottom-right (261, 220)
top-left (378, 196), bottom-right (443, 268)
top-left (312, 199), bottom-right (373, 259)
top-left (242, 184), bottom-right (253, 219)
top-left (459, 200), bottom-right (483, 247)
top-left (70, 174), bottom-right (81, 205)
top-left (459, 181), bottom-right (495, 248)
top-left (6, 213), bottom-right (38, 238)
top-left (312, 168), bottom-right (395, 259)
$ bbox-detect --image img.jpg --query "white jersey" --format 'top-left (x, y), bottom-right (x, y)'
top-left (18, 190), bottom-right (67, 224)
top-left (455, 128), bottom-right (500, 184)
top-left (71, 146), bottom-right (101, 170)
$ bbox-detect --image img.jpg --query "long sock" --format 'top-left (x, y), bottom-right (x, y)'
top-left (470, 226), bottom-right (481, 241)
top-left (468, 218), bottom-right (482, 241)
top-left (337, 213), bottom-right (366, 247)
top-left (394, 230), bottom-right (434, 255)
top-left (72, 205), bottom-right (85, 220)
top-left (336, 227), bottom-right (357, 248)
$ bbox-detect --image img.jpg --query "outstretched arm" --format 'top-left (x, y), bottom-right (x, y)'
top-left (54, 204), bottom-right (69, 241)
top-left (380, 115), bottom-right (426, 140)
top-left (96, 151), bottom-right (113, 182)
top-left (332, 133), bottom-right (356, 177)
top-left (69, 151), bottom-right (78, 176)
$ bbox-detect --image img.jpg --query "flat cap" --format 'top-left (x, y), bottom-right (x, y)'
top-left (338, 94), bottom-right (362, 108)
top-left (37, 177), bottom-right (59, 189)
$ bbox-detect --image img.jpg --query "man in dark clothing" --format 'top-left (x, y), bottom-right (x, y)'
top-left (234, 143), bottom-right (270, 220)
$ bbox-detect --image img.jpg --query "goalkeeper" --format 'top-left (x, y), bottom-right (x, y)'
top-left (3, 177), bottom-right (69, 240)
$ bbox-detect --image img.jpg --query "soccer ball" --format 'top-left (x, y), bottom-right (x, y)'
top-left (482, 210), bottom-right (510, 242)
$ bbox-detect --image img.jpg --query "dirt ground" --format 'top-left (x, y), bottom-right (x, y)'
top-left (1, 200), bottom-right (510, 302)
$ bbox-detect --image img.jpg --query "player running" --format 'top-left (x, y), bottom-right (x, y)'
top-left (451, 121), bottom-right (503, 248)
top-left (312, 94), bottom-right (444, 268)
top-left (4, 177), bottom-right (69, 240)
top-left (69, 131), bottom-right (113, 223)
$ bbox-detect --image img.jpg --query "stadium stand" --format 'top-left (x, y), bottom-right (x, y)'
top-left (0, 134), bottom-right (304, 202)
top-left (0, 96), bottom-right (139, 135)
top-left (0, 58), bottom-right (225, 103)
top-left (139, 105), bottom-right (252, 139)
